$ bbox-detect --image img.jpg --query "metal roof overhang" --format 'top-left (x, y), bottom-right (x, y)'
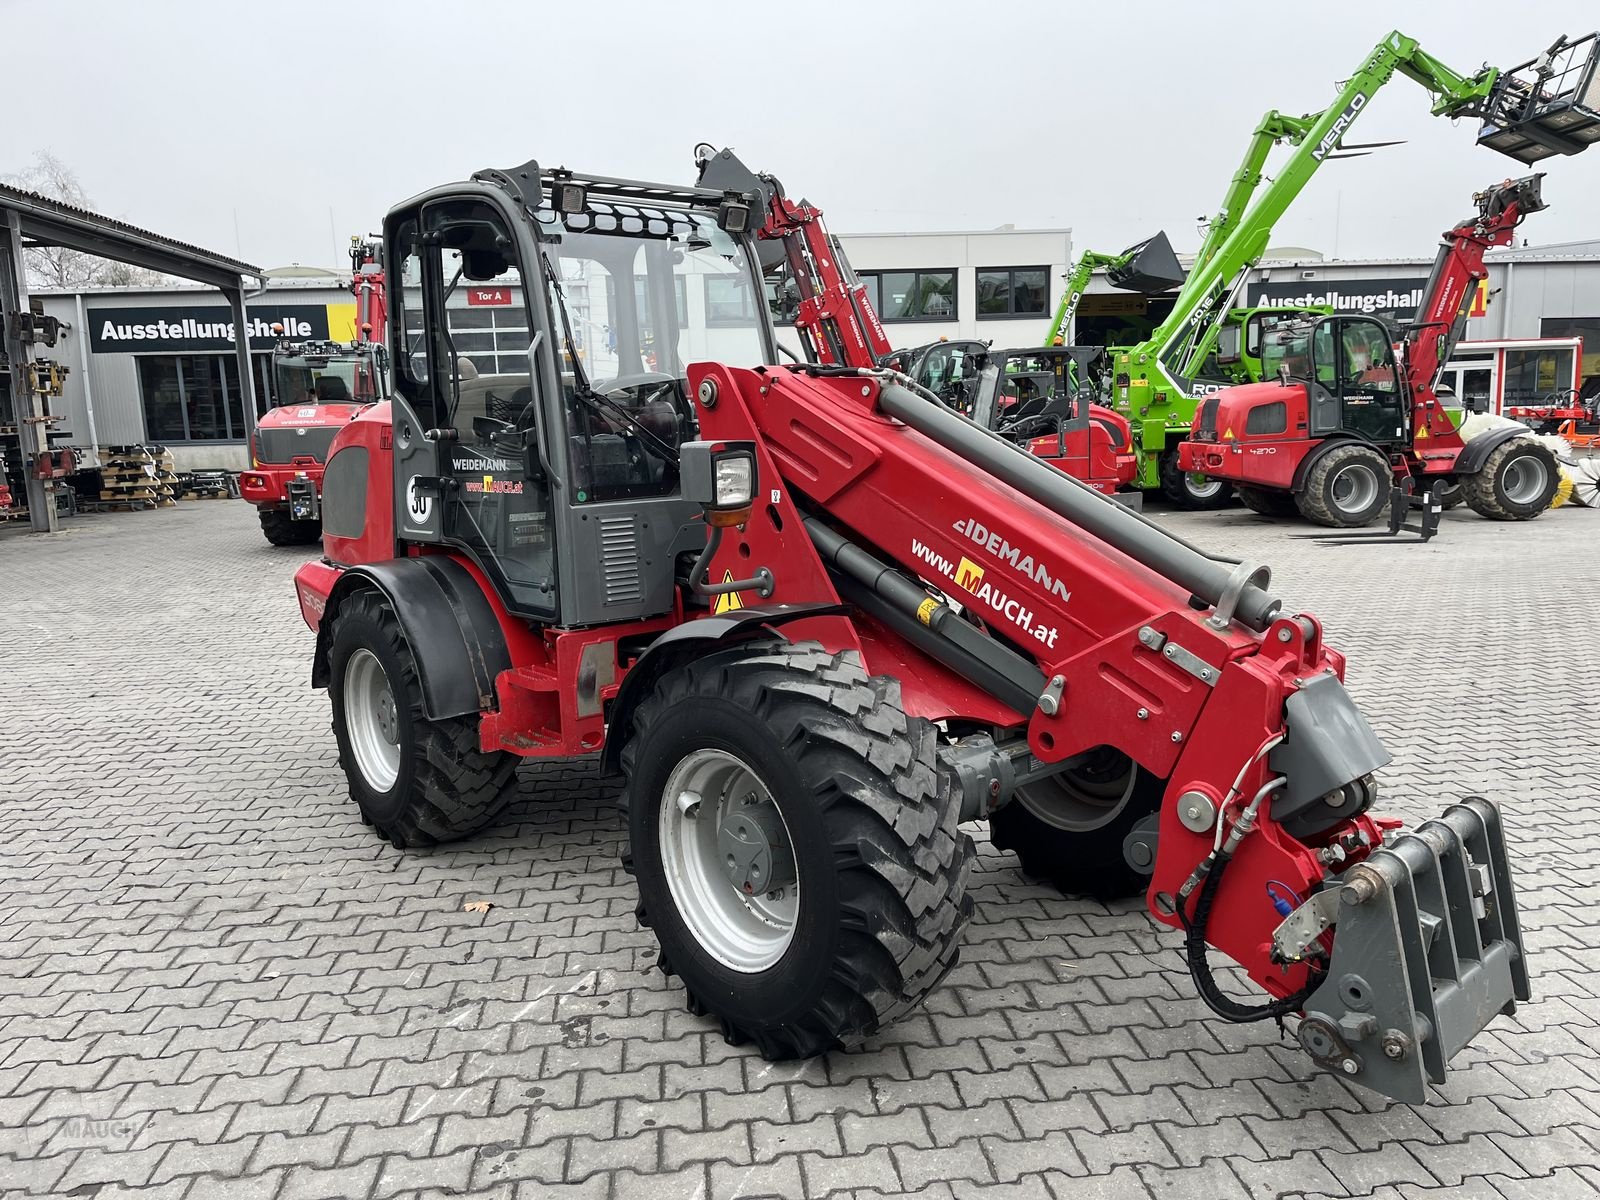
top-left (1, 183), bottom-right (265, 290)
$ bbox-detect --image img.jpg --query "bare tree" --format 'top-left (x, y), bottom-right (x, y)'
top-left (2, 151), bottom-right (168, 289)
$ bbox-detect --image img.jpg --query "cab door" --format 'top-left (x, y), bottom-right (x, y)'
top-left (386, 193), bottom-right (559, 621)
top-left (1336, 317), bottom-right (1406, 444)
top-left (1310, 317), bottom-right (1407, 444)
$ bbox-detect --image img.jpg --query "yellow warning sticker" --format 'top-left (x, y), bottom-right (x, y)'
top-left (916, 597), bottom-right (939, 626)
top-left (1416, 426), bottom-right (1429, 439)
top-left (954, 557), bottom-right (985, 592)
top-left (1222, 428), bottom-right (1235, 440)
top-left (712, 570), bottom-right (745, 615)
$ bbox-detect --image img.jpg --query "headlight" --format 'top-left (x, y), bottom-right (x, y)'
top-left (714, 454), bottom-right (754, 508)
top-left (679, 439), bottom-right (759, 528)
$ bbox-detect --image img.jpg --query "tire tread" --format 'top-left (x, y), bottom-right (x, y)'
top-left (620, 641), bottom-right (974, 1059)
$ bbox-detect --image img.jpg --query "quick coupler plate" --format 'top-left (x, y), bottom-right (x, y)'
top-left (1296, 797), bottom-right (1528, 1104)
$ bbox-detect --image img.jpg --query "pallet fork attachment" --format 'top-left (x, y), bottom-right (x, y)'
top-left (1292, 480), bottom-right (1444, 545)
top-left (1292, 798), bottom-right (1528, 1103)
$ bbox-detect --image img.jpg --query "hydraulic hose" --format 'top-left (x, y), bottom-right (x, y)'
top-left (1178, 847), bottom-right (1323, 1024)
top-left (1177, 771), bottom-right (1323, 1024)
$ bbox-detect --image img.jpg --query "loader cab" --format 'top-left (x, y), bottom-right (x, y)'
top-left (272, 342), bottom-right (389, 407)
top-left (1262, 315), bottom-right (1408, 445)
top-left (1213, 306), bottom-right (1330, 384)
top-left (379, 167), bottom-right (775, 626)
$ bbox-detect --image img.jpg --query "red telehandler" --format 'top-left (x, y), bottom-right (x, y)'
top-left (1178, 177), bottom-right (1562, 526)
top-left (292, 154), bottom-right (1526, 1103)
top-left (239, 237), bottom-right (389, 544)
top-left (693, 148), bottom-right (1138, 499)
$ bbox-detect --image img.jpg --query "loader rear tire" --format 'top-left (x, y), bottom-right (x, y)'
top-left (1235, 486), bottom-right (1299, 518)
top-left (621, 641), bottom-right (974, 1059)
top-left (1461, 437), bottom-right (1559, 520)
top-left (990, 748), bottom-right (1162, 901)
top-left (1159, 450), bottom-right (1233, 510)
top-left (1296, 443), bottom-right (1390, 528)
top-left (328, 589), bottom-right (517, 847)
top-left (260, 508), bottom-right (321, 546)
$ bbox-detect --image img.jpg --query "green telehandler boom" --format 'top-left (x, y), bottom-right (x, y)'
top-left (1064, 29), bottom-right (1598, 507)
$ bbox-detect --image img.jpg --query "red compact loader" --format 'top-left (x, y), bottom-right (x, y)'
top-left (239, 238), bottom-right (389, 545)
top-left (292, 154), bottom-right (1528, 1103)
top-left (1177, 177), bottom-right (1563, 526)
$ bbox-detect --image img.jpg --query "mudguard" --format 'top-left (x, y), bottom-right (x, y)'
top-left (599, 602), bottom-right (846, 775)
top-left (1290, 434), bottom-right (1377, 494)
top-left (311, 556), bottom-right (510, 721)
top-left (1453, 423), bottom-right (1532, 475)
top-left (1294, 798), bottom-right (1528, 1104)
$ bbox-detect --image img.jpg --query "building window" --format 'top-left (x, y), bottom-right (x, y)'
top-left (137, 353), bottom-right (273, 442)
top-left (1540, 317), bottom-right (1600, 398)
top-left (1503, 342), bottom-right (1579, 407)
top-left (705, 275), bottom-right (760, 326)
top-left (977, 267), bottom-right (1049, 317)
top-left (860, 270), bottom-right (956, 322)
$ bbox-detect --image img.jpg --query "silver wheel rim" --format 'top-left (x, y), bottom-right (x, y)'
top-left (1185, 472), bottom-right (1223, 501)
top-left (658, 749), bottom-right (798, 973)
top-left (1500, 452), bottom-right (1549, 506)
top-left (345, 648), bottom-right (401, 791)
top-left (1016, 749), bottom-right (1138, 832)
top-left (1330, 462), bottom-right (1380, 515)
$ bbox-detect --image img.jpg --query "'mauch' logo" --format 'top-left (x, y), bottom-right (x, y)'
top-left (954, 557), bottom-right (985, 591)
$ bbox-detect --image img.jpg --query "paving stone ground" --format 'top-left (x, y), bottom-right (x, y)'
top-left (1, 497), bottom-right (1597, 1200)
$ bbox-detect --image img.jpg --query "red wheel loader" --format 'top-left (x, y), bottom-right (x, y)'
top-left (1177, 176), bottom-right (1563, 527)
top-left (293, 155), bottom-right (1528, 1102)
top-left (239, 237), bottom-right (389, 545)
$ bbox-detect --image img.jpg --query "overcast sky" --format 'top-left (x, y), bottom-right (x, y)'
top-left (10, 0), bottom-right (1600, 270)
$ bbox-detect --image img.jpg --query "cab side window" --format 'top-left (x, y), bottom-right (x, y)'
top-left (391, 220), bottom-right (430, 400)
top-left (1312, 321), bottom-right (1338, 389)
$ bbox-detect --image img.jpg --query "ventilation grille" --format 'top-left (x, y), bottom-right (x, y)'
top-left (599, 513), bottom-right (643, 604)
top-left (1246, 400), bottom-right (1287, 435)
top-left (1197, 396), bottom-right (1221, 437)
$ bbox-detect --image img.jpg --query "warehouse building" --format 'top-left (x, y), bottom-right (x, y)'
top-left (31, 230), bottom-right (1598, 471)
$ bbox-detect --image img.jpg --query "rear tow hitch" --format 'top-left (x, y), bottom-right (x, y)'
top-left (1297, 797), bottom-right (1528, 1102)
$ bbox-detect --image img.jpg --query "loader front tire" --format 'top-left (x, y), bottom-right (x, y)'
top-left (1296, 443), bottom-right (1390, 528)
top-left (328, 590), bottom-right (517, 847)
top-left (1461, 438), bottom-right (1559, 520)
top-left (621, 641), bottom-right (974, 1059)
top-left (260, 508), bottom-right (321, 546)
top-left (991, 748), bottom-right (1162, 901)
top-left (1159, 449), bottom-right (1233, 510)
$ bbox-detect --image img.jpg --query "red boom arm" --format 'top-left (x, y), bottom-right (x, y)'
top-left (1407, 175), bottom-right (1545, 440)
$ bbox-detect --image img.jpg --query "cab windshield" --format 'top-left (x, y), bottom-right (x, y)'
top-left (1260, 322), bottom-right (1315, 383)
top-left (534, 205), bottom-right (770, 502)
top-left (273, 354), bottom-right (363, 406)
top-left (535, 207), bottom-right (769, 379)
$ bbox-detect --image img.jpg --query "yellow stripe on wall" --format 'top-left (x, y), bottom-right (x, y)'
top-left (325, 302), bottom-right (358, 342)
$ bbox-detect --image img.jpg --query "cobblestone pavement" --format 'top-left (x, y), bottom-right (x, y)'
top-left (2, 498), bottom-right (1597, 1200)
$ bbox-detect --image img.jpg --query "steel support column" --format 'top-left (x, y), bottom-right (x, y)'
top-left (1, 210), bottom-right (57, 532)
top-left (225, 282), bottom-right (257, 440)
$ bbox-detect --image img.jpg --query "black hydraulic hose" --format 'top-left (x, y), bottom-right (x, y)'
top-left (1178, 850), bottom-right (1323, 1023)
top-left (871, 379), bottom-right (1283, 631)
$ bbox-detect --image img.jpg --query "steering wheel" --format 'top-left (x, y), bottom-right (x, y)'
top-left (595, 371), bottom-right (680, 407)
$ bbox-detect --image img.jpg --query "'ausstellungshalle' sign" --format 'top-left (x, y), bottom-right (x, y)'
top-left (1245, 276), bottom-right (1430, 321)
top-left (87, 305), bottom-right (331, 354)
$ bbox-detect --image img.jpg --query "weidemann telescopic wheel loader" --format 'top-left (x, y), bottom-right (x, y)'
top-left (293, 155), bottom-right (1527, 1103)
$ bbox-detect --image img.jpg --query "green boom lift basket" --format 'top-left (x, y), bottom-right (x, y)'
top-left (1477, 33), bottom-right (1600, 164)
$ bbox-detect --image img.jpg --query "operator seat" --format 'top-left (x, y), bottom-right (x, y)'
top-left (318, 375), bottom-right (352, 403)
